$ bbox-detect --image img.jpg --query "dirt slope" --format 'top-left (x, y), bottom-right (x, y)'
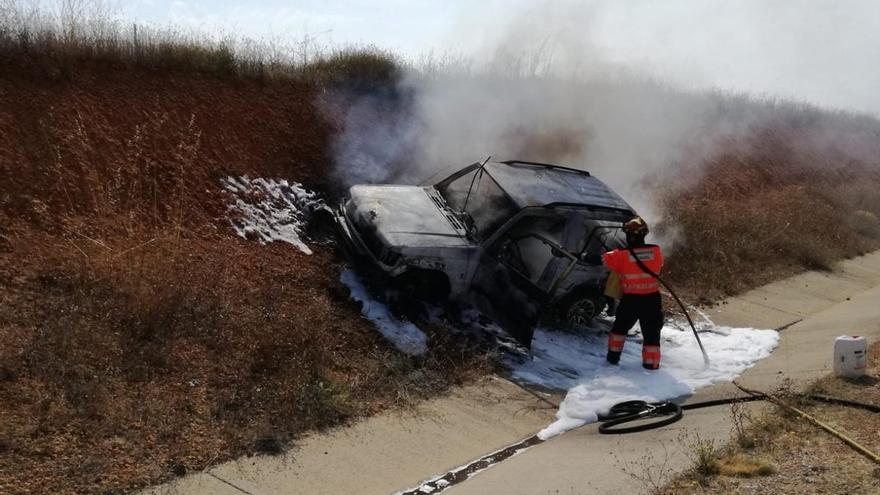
top-left (0, 56), bottom-right (334, 226)
top-left (0, 58), bottom-right (488, 494)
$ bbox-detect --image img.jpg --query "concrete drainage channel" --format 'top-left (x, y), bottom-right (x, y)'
top-left (395, 312), bottom-right (870, 495)
top-left (400, 381), bottom-right (880, 495)
top-left (395, 379), bottom-right (554, 495)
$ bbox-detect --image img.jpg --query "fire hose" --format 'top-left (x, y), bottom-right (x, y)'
top-left (598, 392), bottom-right (880, 435)
top-left (598, 387), bottom-right (880, 465)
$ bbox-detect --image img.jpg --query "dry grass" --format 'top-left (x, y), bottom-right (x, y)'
top-left (681, 431), bottom-right (720, 481)
top-left (0, 227), bottom-right (494, 494)
top-left (714, 454), bottom-right (777, 478)
top-left (0, 0), bottom-right (400, 86)
top-left (660, 117), bottom-right (880, 302)
top-left (0, 45), bottom-right (339, 236)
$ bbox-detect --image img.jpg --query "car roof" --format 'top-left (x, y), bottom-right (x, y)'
top-left (483, 161), bottom-right (634, 213)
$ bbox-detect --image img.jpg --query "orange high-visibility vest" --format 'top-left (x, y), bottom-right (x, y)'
top-left (602, 245), bottom-right (664, 295)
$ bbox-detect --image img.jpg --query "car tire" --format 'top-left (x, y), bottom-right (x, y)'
top-left (559, 290), bottom-right (605, 332)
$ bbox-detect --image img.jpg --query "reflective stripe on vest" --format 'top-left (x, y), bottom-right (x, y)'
top-left (605, 246), bottom-right (663, 295)
top-left (628, 250), bottom-right (656, 262)
top-left (622, 273), bottom-right (659, 292)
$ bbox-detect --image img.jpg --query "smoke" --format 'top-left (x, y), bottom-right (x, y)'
top-left (326, 1), bottom-right (880, 250)
top-left (327, 88), bottom-right (424, 186)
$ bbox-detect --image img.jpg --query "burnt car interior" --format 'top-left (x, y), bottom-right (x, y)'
top-left (491, 211), bottom-right (628, 297)
top-left (434, 160), bottom-right (633, 299)
top-left (436, 165), bottom-right (517, 241)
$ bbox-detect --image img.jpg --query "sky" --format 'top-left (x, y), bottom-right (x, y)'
top-left (119, 0), bottom-right (880, 115)
top-left (122, 0), bottom-right (460, 55)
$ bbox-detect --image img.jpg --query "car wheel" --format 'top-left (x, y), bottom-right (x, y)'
top-left (561, 292), bottom-right (605, 332)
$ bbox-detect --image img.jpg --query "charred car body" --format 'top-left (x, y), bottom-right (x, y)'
top-left (334, 160), bottom-right (636, 348)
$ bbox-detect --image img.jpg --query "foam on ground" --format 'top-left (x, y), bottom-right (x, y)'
top-left (333, 270), bottom-right (777, 434)
top-left (340, 269), bottom-right (428, 356)
top-left (508, 319), bottom-right (778, 439)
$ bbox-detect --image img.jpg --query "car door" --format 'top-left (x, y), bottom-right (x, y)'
top-left (468, 213), bottom-right (576, 348)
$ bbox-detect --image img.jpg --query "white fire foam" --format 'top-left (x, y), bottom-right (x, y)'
top-left (340, 269), bottom-right (428, 356)
top-left (508, 318), bottom-right (778, 439)
top-left (222, 176), bottom-right (323, 254)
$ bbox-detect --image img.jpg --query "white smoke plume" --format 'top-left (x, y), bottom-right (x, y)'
top-left (326, 1), bottom-right (880, 250)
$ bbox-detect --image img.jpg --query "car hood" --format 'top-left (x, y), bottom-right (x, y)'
top-left (348, 185), bottom-right (470, 248)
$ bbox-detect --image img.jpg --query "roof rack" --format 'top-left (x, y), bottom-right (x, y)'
top-left (498, 160), bottom-right (591, 177)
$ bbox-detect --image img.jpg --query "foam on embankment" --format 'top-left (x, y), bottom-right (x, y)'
top-left (221, 178), bottom-right (429, 356)
top-left (223, 176), bottom-right (323, 254)
top-left (340, 269), bottom-right (429, 356)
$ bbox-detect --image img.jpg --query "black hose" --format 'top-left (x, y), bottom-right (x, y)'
top-left (806, 394), bottom-right (880, 414)
top-left (598, 401), bottom-right (683, 434)
top-left (681, 395), bottom-right (765, 410)
top-left (597, 394), bottom-right (880, 435)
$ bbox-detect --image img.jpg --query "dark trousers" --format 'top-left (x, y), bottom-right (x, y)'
top-left (607, 292), bottom-right (664, 367)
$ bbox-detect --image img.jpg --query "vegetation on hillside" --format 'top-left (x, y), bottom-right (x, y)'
top-left (0, 3), bottom-right (481, 494)
top-left (2, 2), bottom-right (880, 494)
top-left (0, 0), bottom-right (400, 84)
top-left (661, 109), bottom-right (880, 299)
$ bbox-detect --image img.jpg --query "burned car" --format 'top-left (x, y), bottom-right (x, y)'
top-left (334, 159), bottom-right (636, 348)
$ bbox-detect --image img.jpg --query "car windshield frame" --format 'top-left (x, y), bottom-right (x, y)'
top-left (434, 166), bottom-right (519, 241)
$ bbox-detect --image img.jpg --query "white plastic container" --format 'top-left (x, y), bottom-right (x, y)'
top-left (833, 335), bottom-right (868, 378)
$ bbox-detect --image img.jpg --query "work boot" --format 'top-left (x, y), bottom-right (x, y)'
top-left (606, 350), bottom-right (621, 365)
top-left (642, 345), bottom-right (660, 370)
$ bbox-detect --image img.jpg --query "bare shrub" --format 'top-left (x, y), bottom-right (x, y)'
top-left (613, 443), bottom-right (674, 495)
top-left (730, 401), bottom-right (758, 450)
top-left (680, 431), bottom-right (720, 481)
top-left (300, 47), bottom-right (402, 89)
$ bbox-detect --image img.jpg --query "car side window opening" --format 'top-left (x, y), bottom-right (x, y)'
top-left (437, 169), bottom-right (518, 240)
top-left (489, 214), bottom-right (568, 289)
top-left (579, 219), bottom-right (627, 258)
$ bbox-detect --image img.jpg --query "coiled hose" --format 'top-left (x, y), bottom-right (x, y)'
top-left (598, 394), bottom-right (880, 435)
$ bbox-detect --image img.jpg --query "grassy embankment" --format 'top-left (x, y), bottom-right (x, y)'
top-left (0, 6), bottom-right (489, 495)
top-left (2, 3), bottom-right (880, 494)
top-left (662, 110), bottom-right (880, 300)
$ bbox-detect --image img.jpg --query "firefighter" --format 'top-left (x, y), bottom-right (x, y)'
top-left (602, 217), bottom-right (664, 369)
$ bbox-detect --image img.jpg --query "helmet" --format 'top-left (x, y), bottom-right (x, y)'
top-left (623, 217), bottom-right (649, 237)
